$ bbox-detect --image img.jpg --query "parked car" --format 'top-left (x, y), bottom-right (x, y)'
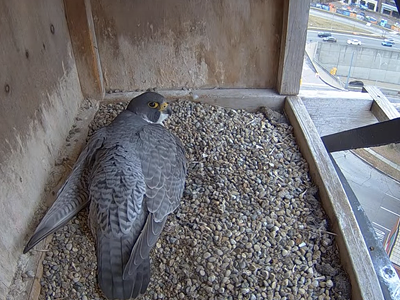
top-left (380, 19), bottom-right (388, 27)
top-left (318, 32), bottom-right (332, 38)
top-left (349, 80), bottom-right (364, 87)
top-left (366, 16), bottom-right (377, 24)
top-left (384, 38), bottom-right (395, 44)
top-left (347, 39), bottom-right (362, 45)
top-left (323, 37), bottom-right (337, 43)
top-left (382, 41), bottom-right (393, 47)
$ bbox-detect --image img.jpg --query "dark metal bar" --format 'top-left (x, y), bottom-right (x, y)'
top-left (322, 118), bottom-right (400, 152)
top-left (329, 153), bottom-right (398, 300)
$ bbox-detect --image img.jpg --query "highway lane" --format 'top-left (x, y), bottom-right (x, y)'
top-left (307, 30), bottom-right (400, 50)
top-left (310, 8), bottom-right (400, 40)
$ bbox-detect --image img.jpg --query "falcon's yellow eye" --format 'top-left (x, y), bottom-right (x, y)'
top-left (148, 102), bottom-right (159, 108)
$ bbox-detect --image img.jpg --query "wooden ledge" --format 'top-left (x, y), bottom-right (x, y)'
top-left (104, 89), bottom-right (286, 112)
top-left (284, 96), bottom-right (384, 300)
top-left (362, 85), bottom-right (400, 122)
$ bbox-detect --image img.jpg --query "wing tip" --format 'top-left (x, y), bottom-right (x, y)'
top-left (22, 244), bottom-right (31, 254)
top-left (22, 225), bottom-right (57, 254)
top-left (23, 236), bottom-right (40, 254)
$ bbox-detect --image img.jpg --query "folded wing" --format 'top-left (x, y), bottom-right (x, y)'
top-left (123, 124), bottom-right (187, 286)
top-left (23, 128), bottom-right (106, 253)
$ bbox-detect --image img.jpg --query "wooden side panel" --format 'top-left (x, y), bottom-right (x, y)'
top-left (0, 0), bottom-right (83, 296)
top-left (277, 0), bottom-right (310, 95)
top-left (362, 85), bottom-right (400, 121)
top-left (90, 0), bottom-right (283, 91)
top-left (284, 96), bottom-right (384, 300)
top-left (64, 0), bottom-right (104, 99)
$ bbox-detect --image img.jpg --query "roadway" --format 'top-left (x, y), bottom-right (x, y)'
top-left (310, 8), bottom-right (400, 40)
top-left (307, 30), bottom-right (400, 50)
top-left (309, 8), bottom-right (400, 49)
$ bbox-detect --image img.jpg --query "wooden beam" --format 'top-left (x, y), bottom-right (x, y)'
top-left (362, 85), bottom-right (400, 121)
top-left (104, 89), bottom-right (286, 112)
top-left (64, 0), bottom-right (104, 99)
top-left (284, 96), bottom-right (384, 300)
top-left (322, 118), bottom-right (400, 152)
top-left (277, 0), bottom-right (309, 95)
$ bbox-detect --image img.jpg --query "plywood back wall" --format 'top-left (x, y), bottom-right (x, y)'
top-left (91, 0), bottom-right (283, 91)
top-left (0, 1), bottom-right (83, 296)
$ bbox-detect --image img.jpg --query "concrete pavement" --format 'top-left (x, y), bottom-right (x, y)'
top-left (304, 42), bottom-right (345, 90)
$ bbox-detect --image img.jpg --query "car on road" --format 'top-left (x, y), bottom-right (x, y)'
top-left (347, 39), bottom-right (362, 45)
top-left (384, 38), bottom-right (395, 44)
top-left (318, 32), bottom-right (331, 38)
top-left (323, 36), bottom-right (337, 43)
top-left (382, 41), bottom-right (393, 47)
top-left (366, 16), bottom-right (377, 24)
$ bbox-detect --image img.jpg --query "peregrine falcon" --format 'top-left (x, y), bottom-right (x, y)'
top-left (24, 92), bottom-right (187, 300)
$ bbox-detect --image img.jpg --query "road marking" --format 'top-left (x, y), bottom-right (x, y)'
top-left (372, 222), bottom-right (391, 232)
top-left (385, 192), bottom-right (400, 201)
top-left (380, 206), bottom-right (400, 217)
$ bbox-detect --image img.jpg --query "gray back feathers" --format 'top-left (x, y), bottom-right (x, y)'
top-left (24, 92), bottom-right (187, 300)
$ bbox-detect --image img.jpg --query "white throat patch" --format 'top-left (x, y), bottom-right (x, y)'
top-left (142, 112), bottom-right (169, 126)
top-left (157, 112), bottom-right (169, 125)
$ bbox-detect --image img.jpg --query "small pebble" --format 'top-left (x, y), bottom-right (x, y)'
top-left (28, 100), bottom-right (350, 300)
top-left (26, 270), bottom-right (35, 278)
top-left (326, 280), bottom-right (334, 288)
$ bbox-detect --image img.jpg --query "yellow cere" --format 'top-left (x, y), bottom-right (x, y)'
top-left (159, 102), bottom-right (168, 111)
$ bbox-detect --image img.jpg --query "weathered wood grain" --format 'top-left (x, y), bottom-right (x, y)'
top-left (64, 0), bottom-right (104, 99)
top-left (104, 89), bottom-right (286, 112)
top-left (90, 0), bottom-right (283, 91)
top-left (277, 0), bottom-right (310, 95)
top-left (362, 85), bottom-right (400, 121)
top-left (302, 97), bottom-right (376, 136)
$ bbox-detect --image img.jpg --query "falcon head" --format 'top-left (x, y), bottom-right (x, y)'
top-left (127, 92), bottom-right (172, 124)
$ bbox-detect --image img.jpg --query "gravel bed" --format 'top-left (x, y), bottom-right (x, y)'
top-left (38, 100), bottom-right (351, 300)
